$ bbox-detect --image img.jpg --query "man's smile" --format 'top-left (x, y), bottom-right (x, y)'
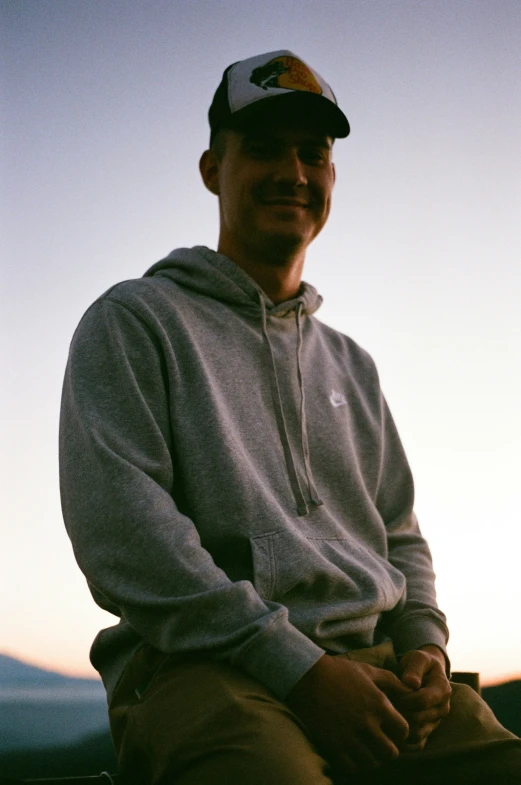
top-left (261, 197), bottom-right (310, 207)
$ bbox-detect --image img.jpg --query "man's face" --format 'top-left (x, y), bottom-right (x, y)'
top-left (208, 121), bottom-right (335, 264)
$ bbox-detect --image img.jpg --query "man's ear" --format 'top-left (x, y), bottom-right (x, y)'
top-left (199, 149), bottom-right (220, 196)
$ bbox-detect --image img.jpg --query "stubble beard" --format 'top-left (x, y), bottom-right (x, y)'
top-left (246, 227), bottom-right (309, 268)
top-left (248, 199), bottom-right (315, 267)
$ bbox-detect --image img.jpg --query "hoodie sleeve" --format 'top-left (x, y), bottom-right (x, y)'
top-left (375, 394), bottom-right (450, 667)
top-left (60, 297), bottom-right (324, 700)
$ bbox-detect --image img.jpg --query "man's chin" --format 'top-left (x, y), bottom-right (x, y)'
top-left (256, 232), bottom-right (309, 264)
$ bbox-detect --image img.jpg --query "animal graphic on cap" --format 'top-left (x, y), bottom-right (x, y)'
top-left (250, 59), bottom-right (288, 90)
top-left (250, 55), bottom-right (322, 95)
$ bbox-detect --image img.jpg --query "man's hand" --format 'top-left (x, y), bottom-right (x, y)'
top-left (395, 645), bottom-right (451, 753)
top-left (286, 653), bottom-right (411, 776)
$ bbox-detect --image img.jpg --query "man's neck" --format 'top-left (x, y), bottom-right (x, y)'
top-left (218, 243), bottom-right (306, 304)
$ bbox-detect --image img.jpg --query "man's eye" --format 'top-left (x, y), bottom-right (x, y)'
top-left (247, 142), bottom-right (276, 158)
top-left (301, 148), bottom-right (325, 164)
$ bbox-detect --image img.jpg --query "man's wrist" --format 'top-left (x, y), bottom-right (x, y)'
top-left (419, 644), bottom-right (444, 659)
top-left (418, 644), bottom-right (450, 674)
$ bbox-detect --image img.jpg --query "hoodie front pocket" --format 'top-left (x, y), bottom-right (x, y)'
top-left (250, 529), bottom-right (404, 612)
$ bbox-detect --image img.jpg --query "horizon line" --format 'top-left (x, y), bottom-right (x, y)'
top-left (2, 648), bottom-right (520, 689)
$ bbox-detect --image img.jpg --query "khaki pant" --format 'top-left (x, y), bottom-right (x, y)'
top-left (109, 643), bottom-right (521, 785)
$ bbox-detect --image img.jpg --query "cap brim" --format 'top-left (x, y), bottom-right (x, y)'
top-left (226, 91), bottom-right (350, 139)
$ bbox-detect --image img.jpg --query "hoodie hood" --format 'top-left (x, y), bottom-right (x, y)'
top-left (144, 246), bottom-right (323, 318)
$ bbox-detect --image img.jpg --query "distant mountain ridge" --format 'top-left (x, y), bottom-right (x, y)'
top-left (0, 653), bottom-right (108, 755)
top-left (0, 653), bottom-right (101, 688)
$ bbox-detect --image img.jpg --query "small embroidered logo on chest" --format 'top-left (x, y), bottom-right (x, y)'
top-left (329, 390), bottom-right (347, 408)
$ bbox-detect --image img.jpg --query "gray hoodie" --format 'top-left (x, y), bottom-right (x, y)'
top-left (60, 246), bottom-right (448, 702)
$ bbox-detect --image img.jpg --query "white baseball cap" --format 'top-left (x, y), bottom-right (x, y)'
top-left (208, 50), bottom-right (350, 143)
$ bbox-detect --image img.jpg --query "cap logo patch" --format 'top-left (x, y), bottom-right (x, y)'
top-left (250, 56), bottom-right (322, 95)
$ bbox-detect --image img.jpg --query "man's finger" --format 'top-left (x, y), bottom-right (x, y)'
top-left (398, 680), bottom-right (451, 712)
top-left (403, 719), bottom-right (441, 746)
top-left (370, 732), bottom-right (402, 764)
top-left (379, 703), bottom-right (410, 747)
top-left (326, 734), bottom-right (387, 776)
top-left (372, 667), bottom-right (412, 699)
top-left (399, 650), bottom-right (431, 689)
top-left (400, 738), bottom-right (428, 754)
top-left (345, 738), bottom-right (382, 772)
top-left (401, 700), bottom-right (451, 725)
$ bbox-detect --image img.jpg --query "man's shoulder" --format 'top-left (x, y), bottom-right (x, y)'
top-left (80, 270), bottom-right (186, 329)
top-left (87, 245), bottom-right (225, 318)
top-left (68, 274), bottom-right (183, 351)
top-left (99, 273), bottom-right (175, 308)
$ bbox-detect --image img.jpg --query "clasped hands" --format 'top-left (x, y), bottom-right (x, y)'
top-left (286, 645), bottom-right (451, 776)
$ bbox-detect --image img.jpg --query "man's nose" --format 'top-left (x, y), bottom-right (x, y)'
top-left (273, 150), bottom-right (307, 187)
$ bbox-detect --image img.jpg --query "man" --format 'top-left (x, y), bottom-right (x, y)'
top-left (60, 51), bottom-right (520, 784)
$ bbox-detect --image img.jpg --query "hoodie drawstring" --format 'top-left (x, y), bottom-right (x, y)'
top-left (296, 303), bottom-right (324, 509)
top-left (260, 296), bottom-right (322, 516)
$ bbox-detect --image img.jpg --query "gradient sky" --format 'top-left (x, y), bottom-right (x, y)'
top-left (2, 0), bottom-right (520, 685)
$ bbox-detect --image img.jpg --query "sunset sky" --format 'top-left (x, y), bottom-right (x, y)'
top-left (2, 0), bottom-right (520, 685)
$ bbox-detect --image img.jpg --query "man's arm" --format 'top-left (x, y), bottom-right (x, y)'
top-left (375, 394), bottom-right (450, 660)
top-left (60, 295), bottom-right (324, 699)
top-left (372, 394), bottom-right (451, 750)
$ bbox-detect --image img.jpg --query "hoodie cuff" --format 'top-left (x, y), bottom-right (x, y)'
top-left (232, 616), bottom-right (326, 701)
top-left (392, 617), bottom-right (451, 677)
